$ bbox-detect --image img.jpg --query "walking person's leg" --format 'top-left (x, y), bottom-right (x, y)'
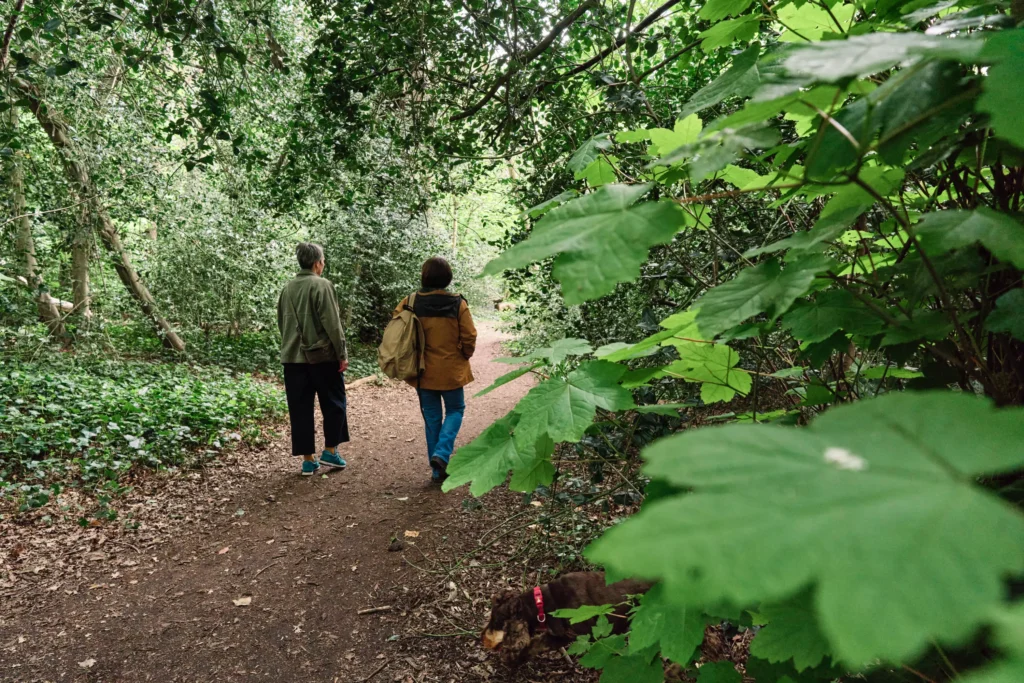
top-left (314, 362), bottom-right (349, 469)
top-left (417, 389), bottom-right (444, 480)
top-left (283, 364), bottom-right (320, 476)
top-left (429, 388), bottom-right (465, 478)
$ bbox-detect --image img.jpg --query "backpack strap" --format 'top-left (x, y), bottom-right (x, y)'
top-left (406, 292), bottom-right (417, 312)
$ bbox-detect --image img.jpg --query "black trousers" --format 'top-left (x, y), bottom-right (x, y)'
top-left (283, 363), bottom-right (350, 456)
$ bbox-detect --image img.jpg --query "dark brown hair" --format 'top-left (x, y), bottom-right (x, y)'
top-left (421, 257), bottom-right (453, 290)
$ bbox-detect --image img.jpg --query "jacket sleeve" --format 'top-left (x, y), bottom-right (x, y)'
top-left (277, 292), bottom-right (285, 336)
top-left (459, 300), bottom-right (477, 359)
top-left (316, 281), bottom-right (348, 361)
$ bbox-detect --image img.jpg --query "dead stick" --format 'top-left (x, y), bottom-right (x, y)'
top-left (559, 646), bottom-right (575, 668)
top-left (356, 659), bottom-right (389, 683)
top-left (357, 605), bottom-right (393, 615)
top-left (253, 561), bottom-right (279, 578)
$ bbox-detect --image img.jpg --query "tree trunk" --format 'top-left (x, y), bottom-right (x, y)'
top-left (12, 76), bottom-right (185, 351)
top-left (71, 201), bottom-right (92, 317)
top-left (6, 105), bottom-right (65, 335)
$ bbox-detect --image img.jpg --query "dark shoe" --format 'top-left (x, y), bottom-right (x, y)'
top-left (431, 467), bottom-right (448, 485)
top-left (429, 455), bottom-right (448, 478)
top-left (319, 451), bottom-right (347, 470)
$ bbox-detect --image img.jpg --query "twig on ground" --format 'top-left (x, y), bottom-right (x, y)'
top-left (253, 561), bottom-right (279, 577)
top-left (558, 647), bottom-right (575, 668)
top-left (357, 605), bottom-right (393, 615)
top-left (356, 659), bottom-right (389, 683)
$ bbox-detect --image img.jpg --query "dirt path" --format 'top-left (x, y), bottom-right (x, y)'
top-left (0, 324), bottom-right (531, 682)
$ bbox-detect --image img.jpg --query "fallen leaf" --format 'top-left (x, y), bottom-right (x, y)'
top-left (266, 539), bottom-right (275, 545)
top-left (78, 658), bottom-right (96, 669)
top-left (396, 497), bottom-right (409, 502)
top-left (403, 530), bottom-right (420, 538)
top-left (233, 596), bottom-right (252, 606)
top-left (217, 547), bottom-right (230, 555)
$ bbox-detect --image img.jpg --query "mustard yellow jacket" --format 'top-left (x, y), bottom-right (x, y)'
top-left (394, 290), bottom-right (477, 391)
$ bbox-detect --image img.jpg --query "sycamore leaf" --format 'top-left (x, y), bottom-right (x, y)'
top-left (696, 662), bottom-right (742, 683)
top-left (602, 310), bottom-right (704, 363)
top-left (629, 584), bottom-right (708, 665)
top-left (696, 257), bottom-right (832, 337)
top-left (530, 337), bottom-right (594, 365)
top-left (881, 310), bottom-right (954, 346)
top-left (978, 30), bottom-right (1024, 149)
top-left (916, 208), bottom-right (1024, 270)
top-left (986, 289), bottom-right (1024, 342)
top-left (594, 341), bottom-right (655, 360)
top-left (616, 128), bottom-right (651, 143)
top-left (698, 16), bottom-right (760, 53)
top-left (662, 342), bottom-right (752, 404)
top-left (959, 659), bottom-right (1024, 683)
top-left (442, 413), bottom-right (555, 496)
top-left (484, 184), bottom-right (688, 305)
top-left (579, 634), bottom-right (628, 669)
top-left (648, 115), bottom-right (703, 157)
top-left (577, 156), bottom-right (618, 187)
top-left (515, 361), bottom-right (635, 446)
top-left (553, 603), bottom-right (616, 624)
top-left (749, 590), bottom-right (833, 671)
top-left (588, 392), bottom-right (1024, 665)
top-left (634, 402), bottom-right (695, 415)
top-left (681, 44), bottom-right (762, 119)
top-left (475, 362), bottom-right (542, 398)
top-left (776, 3), bottom-right (855, 43)
top-left (569, 134), bottom-right (613, 173)
top-left (779, 33), bottom-right (984, 83)
top-left (599, 653), bottom-right (664, 683)
top-left (698, 0), bottom-right (756, 22)
top-left (782, 289), bottom-right (885, 343)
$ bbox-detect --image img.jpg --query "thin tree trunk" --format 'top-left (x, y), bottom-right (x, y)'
top-left (7, 106), bottom-right (65, 335)
top-left (12, 76), bottom-right (185, 351)
top-left (71, 203), bottom-right (92, 317)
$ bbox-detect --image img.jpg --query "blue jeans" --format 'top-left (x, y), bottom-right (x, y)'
top-left (416, 388), bottom-right (465, 470)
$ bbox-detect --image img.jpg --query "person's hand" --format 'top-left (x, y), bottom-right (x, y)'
top-left (339, 360), bottom-right (349, 373)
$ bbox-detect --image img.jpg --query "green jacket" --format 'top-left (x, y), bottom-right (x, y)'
top-left (277, 270), bottom-right (348, 364)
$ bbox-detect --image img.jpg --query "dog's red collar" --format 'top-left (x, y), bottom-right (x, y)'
top-left (533, 586), bottom-right (547, 630)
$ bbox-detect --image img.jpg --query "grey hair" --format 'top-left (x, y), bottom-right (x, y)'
top-left (296, 242), bottom-right (325, 269)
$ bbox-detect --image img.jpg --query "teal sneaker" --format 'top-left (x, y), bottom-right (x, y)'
top-left (319, 451), bottom-right (347, 470)
top-left (301, 459), bottom-right (321, 476)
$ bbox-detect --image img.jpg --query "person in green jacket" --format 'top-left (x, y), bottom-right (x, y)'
top-left (277, 243), bottom-right (350, 476)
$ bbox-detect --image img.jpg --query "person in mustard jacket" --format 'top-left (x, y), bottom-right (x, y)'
top-left (393, 257), bottom-right (477, 483)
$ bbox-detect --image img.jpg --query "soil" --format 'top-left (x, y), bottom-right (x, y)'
top-left (0, 324), bottom-right (596, 683)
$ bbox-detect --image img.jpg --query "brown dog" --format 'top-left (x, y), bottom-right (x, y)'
top-left (481, 571), bottom-right (652, 665)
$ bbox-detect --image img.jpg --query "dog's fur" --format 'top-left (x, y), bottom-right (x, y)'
top-left (481, 572), bottom-right (652, 665)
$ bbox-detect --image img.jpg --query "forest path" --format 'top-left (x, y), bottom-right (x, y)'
top-left (1, 324), bottom-right (528, 682)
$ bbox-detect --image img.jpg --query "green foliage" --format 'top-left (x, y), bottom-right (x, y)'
top-left (589, 393), bottom-right (1024, 665)
top-left (484, 184), bottom-right (687, 304)
top-left (0, 354), bottom-right (284, 498)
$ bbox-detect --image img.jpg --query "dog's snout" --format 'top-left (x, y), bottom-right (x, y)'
top-left (481, 628), bottom-right (505, 650)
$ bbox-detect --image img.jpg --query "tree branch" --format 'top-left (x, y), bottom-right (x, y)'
top-left (1, 0), bottom-right (27, 72)
top-left (451, 0), bottom-right (598, 122)
top-left (540, 0), bottom-right (683, 89)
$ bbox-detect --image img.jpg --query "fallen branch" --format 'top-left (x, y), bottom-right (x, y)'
top-left (356, 659), bottom-right (389, 683)
top-left (356, 605), bottom-right (393, 615)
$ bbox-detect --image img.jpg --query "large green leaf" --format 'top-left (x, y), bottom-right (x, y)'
top-left (749, 590), bottom-right (833, 671)
top-left (698, 0), bottom-right (756, 21)
top-left (782, 289), bottom-right (885, 343)
top-left (680, 44), bottom-right (762, 119)
top-left (978, 30), bottom-right (1024, 149)
top-left (915, 208), bottom-right (1024, 270)
top-left (515, 360), bottom-right (636, 446)
top-left (598, 653), bottom-right (664, 683)
top-left (569, 134), bottom-right (613, 173)
top-left (483, 184), bottom-right (687, 304)
top-left (778, 33), bottom-right (984, 83)
top-left (648, 115), bottom-right (703, 157)
top-left (530, 337), bottom-right (594, 365)
top-left (602, 309), bottom-right (705, 363)
top-left (588, 392), bottom-right (1024, 665)
top-left (442, 413), bottom-right (555, 496)
top-left (662, 342), bottom-right (752, 404)
top-left (698, 16), bottom-right (760, 53)
top-left (776, 3), bottom-right (855, 43)
top-left (629, 584), bottom-right (708, 665)
top-left (986, 289), bottom-right (1024, 342)
top-left (696, 662), bottom-right (742, 683)
top-left (695, 256), bottom-right (832, 337)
